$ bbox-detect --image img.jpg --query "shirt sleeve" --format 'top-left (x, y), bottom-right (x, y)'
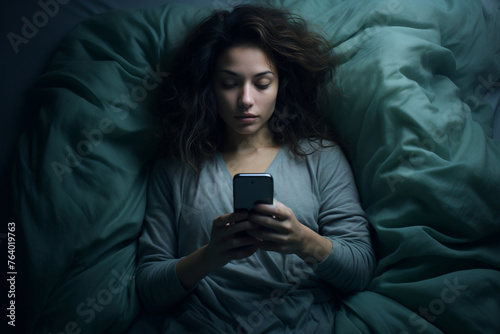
top-left (135, 159), bottom-right (193, 312)
top-left (312, 145), bottom-right (376, 292)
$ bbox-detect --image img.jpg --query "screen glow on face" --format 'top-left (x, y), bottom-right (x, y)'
top-left (214, 45), bottom-right (279, 138)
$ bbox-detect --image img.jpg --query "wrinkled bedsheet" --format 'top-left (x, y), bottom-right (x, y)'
top-left (13, 0), bottom-right (500, 333)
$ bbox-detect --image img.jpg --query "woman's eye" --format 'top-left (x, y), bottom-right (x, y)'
top-left (219, 81), bottom-right (270, 90)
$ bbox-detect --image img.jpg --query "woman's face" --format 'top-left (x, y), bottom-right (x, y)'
top-left (214, 45), bottom-right (279, 139)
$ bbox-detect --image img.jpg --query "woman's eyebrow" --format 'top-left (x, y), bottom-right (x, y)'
top-left (218, 69), bottom-right (274, 77)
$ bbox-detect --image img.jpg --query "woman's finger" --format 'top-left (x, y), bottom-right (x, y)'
top-left (252, 201), bottom-right (288, 221)
top-left (213, 210), bottom-right (248, 227)
top-left (218, 220), bottom-right (260, 238)
top-left (247, 212), bottom-right (287, 233)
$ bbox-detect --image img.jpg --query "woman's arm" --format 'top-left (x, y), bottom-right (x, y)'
top-left (137, 165), bottom-right (261, 310)
top-left (246, 200), bottom-right (333, 263)
top-left (246, 145), bottom-right (376, 292)
top-left (137, 159), bottom-right (265, 311)
top-left (136, 160), bottom-right (186, 312)
top-left (176, 211), bottom-right (260, 290)
top-left (313, 146), bottom-right (376, 291)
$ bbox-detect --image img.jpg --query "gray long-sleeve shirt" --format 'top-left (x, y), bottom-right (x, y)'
top-left (136, 140), bottom-right (375, 333)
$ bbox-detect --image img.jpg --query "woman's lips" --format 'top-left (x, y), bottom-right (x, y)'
top-left (235, 114), bottom-right (258, 123)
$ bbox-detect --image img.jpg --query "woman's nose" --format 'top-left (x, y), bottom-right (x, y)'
top-left (239, 83), bottom-right (254, 108)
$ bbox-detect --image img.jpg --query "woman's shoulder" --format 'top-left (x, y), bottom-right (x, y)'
top-left (292, 138), bottom-right (350, 170)
top-left (297, 138), bottom-right (343, 156)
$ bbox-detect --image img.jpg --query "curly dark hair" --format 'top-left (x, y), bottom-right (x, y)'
top-left (157, 4), bottom-right (338, 171)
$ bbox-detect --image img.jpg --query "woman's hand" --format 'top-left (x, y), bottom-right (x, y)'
top-left (176, 210), bottom-right (261, 290)
top-left (246, 200), bottom-right (332, 263)
top-left (204, 210), bottom-right (261, 268)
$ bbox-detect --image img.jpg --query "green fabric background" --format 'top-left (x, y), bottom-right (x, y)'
top-left (13, 0), bottom-right (500, 333)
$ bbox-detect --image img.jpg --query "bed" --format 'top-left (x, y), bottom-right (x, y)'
top-left (4, 0), bottom-right (500, 333)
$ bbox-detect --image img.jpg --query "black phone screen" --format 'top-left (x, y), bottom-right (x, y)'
top-left (233, 173), bottom-right (274, 211)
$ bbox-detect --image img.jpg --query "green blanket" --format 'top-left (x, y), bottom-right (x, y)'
top-left (14, 1), bottom-right (500, 333)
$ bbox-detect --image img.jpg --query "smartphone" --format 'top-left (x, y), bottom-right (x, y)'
top-left (233, 173), bottom-right (274, 212)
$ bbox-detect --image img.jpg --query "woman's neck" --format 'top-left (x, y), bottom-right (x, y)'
top-left (222, 127), bottom-right (278, 153)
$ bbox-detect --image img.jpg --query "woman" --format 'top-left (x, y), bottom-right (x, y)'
top-left (136, 4), bottom-right (375, 333)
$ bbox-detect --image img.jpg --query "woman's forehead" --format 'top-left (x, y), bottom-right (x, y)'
top-left (216, 45), bottom-right (277, 75)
